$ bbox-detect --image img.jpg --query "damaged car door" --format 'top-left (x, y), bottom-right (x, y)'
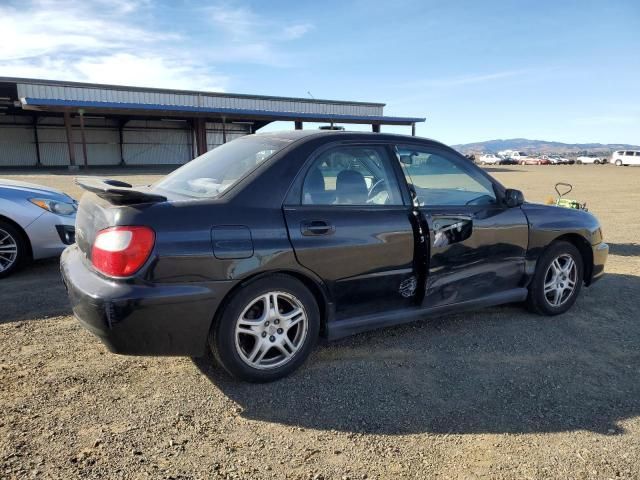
top-left (283, 143), bottom-right (420, 320)
top-left (395, 145), bottom-right (529, 308)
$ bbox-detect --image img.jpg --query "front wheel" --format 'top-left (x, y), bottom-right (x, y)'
top-left (209, 274), bottom-right (320, 382)
top-left (0, 220), bottom-right (26, 278)
top-left (526, 241), bottom-right (583, 316)
top-left (615, 159), bottom-right (623, 166)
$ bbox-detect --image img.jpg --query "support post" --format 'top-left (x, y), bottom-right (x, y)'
top-left (78, 109), bottom-right (88, 168)
top-left (189, 119), bottom-right (198, 160)
top-left (411, 123), bottom-right (416, 136)
top-left (294, 121), bottom-right (303, 130)
top-left (221, 117), bottom-right (227, 144)
top-left (190, 120), bottom-right (197, 159)
top-left (194, 118), bottom-right (207, 156)
top-left (372, 124), bottom-right (381, 133)
top-left (32, 115), bottom-right (41, 167)
top-left (118, 119), bottom-right (125, 165)
top-left (63, 110), bottom-right (77, 169)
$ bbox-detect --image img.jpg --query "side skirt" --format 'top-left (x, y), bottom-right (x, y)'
top-left (326, 288), bottom-right (528, 341)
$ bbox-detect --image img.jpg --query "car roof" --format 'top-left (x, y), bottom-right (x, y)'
top-left (253, 129), bottom-right (451, 148)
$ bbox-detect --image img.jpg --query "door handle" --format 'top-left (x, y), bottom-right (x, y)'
top-left (301, 220), bottom-right (334, 236)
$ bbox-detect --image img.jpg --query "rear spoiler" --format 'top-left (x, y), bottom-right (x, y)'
top-left (75, 177), bottom-right (167, 205)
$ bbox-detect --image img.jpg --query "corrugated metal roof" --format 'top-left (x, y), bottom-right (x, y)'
top-left (1, 76), bottom-right (385, 107)
top-left (17, 83), bottom-right (383, 117)
top-left (21, 98), bottom-right (425, 125)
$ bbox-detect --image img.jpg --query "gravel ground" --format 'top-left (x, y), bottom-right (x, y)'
top-left (1, 164), bottom-right (639, 479)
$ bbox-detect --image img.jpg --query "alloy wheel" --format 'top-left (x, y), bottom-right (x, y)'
top-left (0, 228), bottom-right (18, 273)
top-left (543, 254), bottom-right (578, 307)
top-left (234, 291), bottom-right (308, 370)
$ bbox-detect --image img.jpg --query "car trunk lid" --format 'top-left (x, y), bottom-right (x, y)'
top-left (74, 177), bottom-right (168, 258)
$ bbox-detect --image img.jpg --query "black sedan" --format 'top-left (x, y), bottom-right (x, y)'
top-left (61, 131), bottom-right (608, 382)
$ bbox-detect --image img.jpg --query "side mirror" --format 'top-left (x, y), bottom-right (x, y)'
top-left (504, 188), bottom-right (524, 207)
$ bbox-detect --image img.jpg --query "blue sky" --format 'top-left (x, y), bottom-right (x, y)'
top-left (1, 0), bottom-right (638, 144)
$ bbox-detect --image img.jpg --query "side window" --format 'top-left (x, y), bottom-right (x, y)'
top-left (395, 145), bottom-right (497, 206)
top-left (625, 151), bottom-right (634, 156)
top-left (301, 146), bottom-right (403, 206)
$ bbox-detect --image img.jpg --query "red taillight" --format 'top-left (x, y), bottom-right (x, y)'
top-left (91, 226), bottom-right (155, 277)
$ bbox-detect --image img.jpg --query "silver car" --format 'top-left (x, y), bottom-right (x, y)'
top-left (0, 179), bottom-right (77, 278)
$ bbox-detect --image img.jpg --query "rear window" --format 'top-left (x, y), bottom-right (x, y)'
top-left (155, 136), bottom-right (292, 198)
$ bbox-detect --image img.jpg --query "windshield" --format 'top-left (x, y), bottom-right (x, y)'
top-left (155, 136), bottom-right (292, 198)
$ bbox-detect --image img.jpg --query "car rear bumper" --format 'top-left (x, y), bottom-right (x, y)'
top-left (60, 245), bottom-right (234, 356)
top-left (589, 242), bottom-right (608, 285)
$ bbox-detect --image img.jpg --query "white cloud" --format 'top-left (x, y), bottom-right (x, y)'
top-left (0, 0), bottom-right (169, 61)
top-left (74, 54), bottom-right (228, 91)
top-left (206, 3), bottom-right (314, 65)
top-left (0, 0), bottom-right (313, 91)
top-left (0, 53), bottom-right (229, 92)
top-left (281, 23), bottom-right (314, 40)
top-left (400, 70), bottom-right (529, 89)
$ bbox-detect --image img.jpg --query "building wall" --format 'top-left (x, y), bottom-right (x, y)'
top-left (0, 116), bottom-right (250, 167)
top-left (0, 117), bottom-right (37, 167)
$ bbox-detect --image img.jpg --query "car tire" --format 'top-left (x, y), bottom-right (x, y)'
top-left (593, 160), bottom-right (600, 165)
top-left (209, 274), bottom-right (320, 382)
top-left (576, 160), bottom-right (582, 165)
top-left (526, 241), bottom-right (583, 316)
top-left (480, 161), bottom-right (486, 165)
top-left (0, 220), bottom-right (27, 279)
top-left (615, 160), bottom-right (623, 166)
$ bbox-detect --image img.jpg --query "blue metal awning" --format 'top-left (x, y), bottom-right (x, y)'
top-left (21, 97), bottom-right (426, 125)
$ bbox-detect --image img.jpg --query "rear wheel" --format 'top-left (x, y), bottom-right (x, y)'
top-left (0, 220), bottom-right (26, 278)
top-left (577, 160), bottom-right (583, 165)
top-left (594, 160), bottom-right (600, 165)
top-left (526, 241), bottom-right (583, 316)
top-left (209, 274), bottom-right (320, 382)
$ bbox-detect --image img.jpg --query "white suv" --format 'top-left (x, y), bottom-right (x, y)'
top-left (611, 150), bottom-right (640, 166)
top-left (576, 155), bottom-right (605, 165)
top-left (477, 153), bottom-right (501, 165)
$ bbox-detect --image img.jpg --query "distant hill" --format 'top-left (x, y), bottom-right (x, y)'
top-left (452, 138), bottom-right (640, 155)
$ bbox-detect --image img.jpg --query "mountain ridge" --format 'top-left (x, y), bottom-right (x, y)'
top-left (452, 138), bottom-right (640, 155)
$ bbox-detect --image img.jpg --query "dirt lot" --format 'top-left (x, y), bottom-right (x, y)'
top-left (1, 165), bottom-right (639, 480)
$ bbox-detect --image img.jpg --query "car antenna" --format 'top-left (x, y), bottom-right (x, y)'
top-left (307, 91), bottom-right (315, 100)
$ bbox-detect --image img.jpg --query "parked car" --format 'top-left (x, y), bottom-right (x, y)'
top-left (519, 156), bottom-right (550, 165)
top-left (576, 155), bottom-right (605, 164)
top-left (544, 155), bottom-right (571, 165)
top-left (477, 153), bottom-right (501, 165)
top-left (498, 157), bottom-right (518, 165)
top-left (61, 131), bottom-right (608, 382)
top-left (0, 179), bottom-right (77, 278)
top-left (611, 150), bottom-right (640, 166)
